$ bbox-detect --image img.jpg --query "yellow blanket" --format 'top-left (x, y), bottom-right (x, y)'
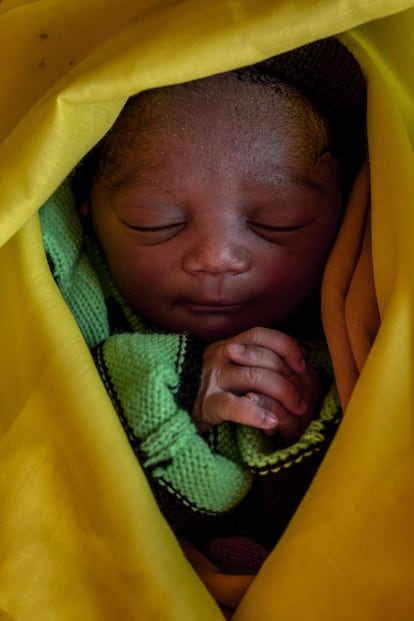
top-left (1, 1), bottom-right (414, 619)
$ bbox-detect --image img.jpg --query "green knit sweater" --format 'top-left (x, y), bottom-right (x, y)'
top-left (40, 179), bottom-right (341, 550)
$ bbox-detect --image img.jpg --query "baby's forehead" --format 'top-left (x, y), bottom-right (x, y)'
top-left (116, 73), bottom-right (317, 128)
top-left (104, 72), bottom-right (329, 165)
top-left (94, 75), bottom-right (334, 199)
top-left (74, 40), bottom-right (365, 203)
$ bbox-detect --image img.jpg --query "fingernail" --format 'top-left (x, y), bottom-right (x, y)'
top-left (264, 413), bottom-right (278, 428)
top-left (227, 343), bottom-right (245, 356)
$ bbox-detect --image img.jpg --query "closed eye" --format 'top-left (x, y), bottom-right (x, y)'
top-left (119, 219), bottom-right (185, 245)
top-left (247, 219), bottom-right (313, 233)
top-left (121, 221), bottom-right (184, 232)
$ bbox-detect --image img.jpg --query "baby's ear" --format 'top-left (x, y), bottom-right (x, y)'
top-left (79, 201), bottom-right (90, 220)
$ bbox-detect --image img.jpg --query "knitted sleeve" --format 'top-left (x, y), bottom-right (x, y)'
top-left (92, 331), bottom-right (253, 535)
top-left (39, 180), bottom-right (110, 348)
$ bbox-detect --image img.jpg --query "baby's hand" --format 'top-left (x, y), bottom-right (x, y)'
top-left (192, 327), bottom-right (324, 444)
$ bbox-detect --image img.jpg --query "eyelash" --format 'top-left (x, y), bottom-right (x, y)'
top-left (125, 221), bottom-right (304, 232)
top-left (122, 219), bottom-right (309, 246)
top-left (123, 222), bottom-right (183, 232)
top-left (247, 220), bottom-right (305, 233)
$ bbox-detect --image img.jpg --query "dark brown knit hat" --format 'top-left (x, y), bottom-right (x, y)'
top-left (235, 37), bottom-right (367, 193)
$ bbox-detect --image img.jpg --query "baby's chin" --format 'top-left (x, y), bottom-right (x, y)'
top-left (149, 316), bottom-right (248, 344)
top-left (181, 318), bottom-right (262, 344)
top-left (137, 304), bottom-right (277, 343)
top-left (187, 326), bottom-right (240, 344)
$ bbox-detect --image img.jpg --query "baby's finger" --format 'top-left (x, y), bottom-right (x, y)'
top-left (216, 364), bottom-right (306, 415)
top-left (245, 391), bottom-right (288, 414)
top-left (225, 342), bottom-right (294, 378)
top-left (246, 393), bottom-right (312, 441)
top-left (225, 327), bottom-right (306, 375)
top-left (203, 391), bottom-right (279, 431)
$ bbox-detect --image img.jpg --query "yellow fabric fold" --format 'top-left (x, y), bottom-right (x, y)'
top-left (1, 1), bottom-right (414, 620)
top-left (322, 162), bottom-right (380, 407)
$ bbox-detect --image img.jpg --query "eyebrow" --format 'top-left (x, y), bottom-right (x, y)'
top-left (106, 161), bottom-right (329, 199)
top-left (241, 170), bottom-right (325, 195)
top-left (109, 170), bottom-right (164, 194)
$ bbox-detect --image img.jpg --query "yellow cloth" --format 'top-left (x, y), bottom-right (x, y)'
top-left (1, 1), bottom-right (414, 619)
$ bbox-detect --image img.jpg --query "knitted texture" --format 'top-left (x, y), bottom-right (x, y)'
top-left (40, 182), bottom-right (109, 347)
top-left (40, 179), bottom-right (342, 547)
top-left (93, 334), bottom-right (252, 514)
top-left (235, 346), bottom-right (339, 472)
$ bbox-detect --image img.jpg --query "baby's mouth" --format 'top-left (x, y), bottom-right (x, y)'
top-left (181, 298), bottom-right (244, 312)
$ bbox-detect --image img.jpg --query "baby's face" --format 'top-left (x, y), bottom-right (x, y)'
top-left (89, 74), bottom-right (343, 342)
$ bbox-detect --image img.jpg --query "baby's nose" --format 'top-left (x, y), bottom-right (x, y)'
top-left (182, 229), bottom-right (251, 275)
